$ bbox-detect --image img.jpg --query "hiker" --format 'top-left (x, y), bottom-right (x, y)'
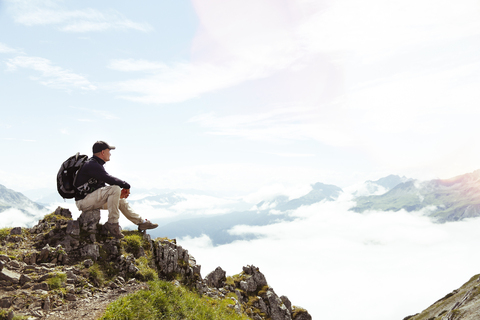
top-left (74, 141), bottom-right (158, 239)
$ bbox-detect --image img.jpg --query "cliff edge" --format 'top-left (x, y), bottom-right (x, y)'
top-left (0, 207), bottom-right (311, 320)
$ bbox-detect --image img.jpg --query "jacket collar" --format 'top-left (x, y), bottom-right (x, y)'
top-left (92, 155), bottom-right (106, 165)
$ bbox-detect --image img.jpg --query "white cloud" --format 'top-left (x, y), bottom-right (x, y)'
top-left (178, 197), bottom-right (480, 320)
top-left (0, 42), bottom-right (17, 54)
top-left (0, 207), bottom-right (47, 228)
top-left (6, 56), bottom-right (96, 91)
top-left (7, 0), bottom-right (152, 32)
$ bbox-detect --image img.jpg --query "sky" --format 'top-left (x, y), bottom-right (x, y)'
top-left (1, 0), bottom-right (480, 195)
top-left (2, 0), bottom-right (480, 319)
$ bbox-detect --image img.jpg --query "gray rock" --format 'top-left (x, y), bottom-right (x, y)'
top-left (66, 220), bottom-right (80, 236)
top-left (20, 274), bottom-right (32, 285)
top-left (65, 293), bottom-right (77, 301)
top-left (281, 296), bottom-right (292, 314)
top-left (266, 289), bottom-right (291, 320)
top-left (293, 311), bottom-right (312, 320)
top-left (33, 282), bottom-right (50, 291)
top-left (0, 268), bottom-right (21, 284)
top-left (84, 259), bottom-right (94, 268)
top-left (205, 267), bottom-right (226, 289)
top-left (78, 209), bottom-right (100, 231)
top-left (10, 227), bottom-right (22, 235)
top-left (80, 244), bottom-right (100, 261)
top-left (0, 297), bottom-right (13, 308)
top-left (55, 206), bottom-right (72, 219)
top-left (43, 296), bottom-right (50, 312)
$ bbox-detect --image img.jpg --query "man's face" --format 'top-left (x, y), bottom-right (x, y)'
top-left (102, 148), bottom-right (111, 162)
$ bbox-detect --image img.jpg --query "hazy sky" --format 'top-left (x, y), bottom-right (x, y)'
top-left (1, 0), bottom-right (479, 195)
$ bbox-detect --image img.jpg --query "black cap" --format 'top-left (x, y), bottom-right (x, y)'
top-left (93, 141), bottom-right (116, 153)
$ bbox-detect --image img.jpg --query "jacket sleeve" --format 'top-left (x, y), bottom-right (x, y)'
top-left (87, 161), bottom-right (131, 189)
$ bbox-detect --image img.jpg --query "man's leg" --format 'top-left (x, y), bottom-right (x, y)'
top-left (118, 199), bottom-right (158, 230)
top-left (118, 199), bottom-right (143, 225)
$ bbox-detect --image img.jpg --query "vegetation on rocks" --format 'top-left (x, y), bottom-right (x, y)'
top-left (0, 207), bottom-right (311, 320)
top-left (100, 279), bottom-right (249, 320)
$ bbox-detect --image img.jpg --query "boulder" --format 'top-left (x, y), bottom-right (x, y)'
top-left (0, 268), bottom-right (21, 284)
top-left (205, 267), bottom-right (226, 289)
top-left (55, 206), bottom-right (72, 219)
top-left (9, 227), bottom-right (22, 235)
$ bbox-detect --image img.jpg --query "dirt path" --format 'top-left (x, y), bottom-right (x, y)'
top-left (43, 282), bottom-right (147, 320)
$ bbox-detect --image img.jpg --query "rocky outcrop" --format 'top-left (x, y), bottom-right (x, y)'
top-left (0, 207), bottom-right (311, 320)
top-left (404, 274), bottom-right (480, 320)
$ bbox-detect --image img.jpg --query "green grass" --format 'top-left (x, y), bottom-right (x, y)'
top-left (100, 279), bottom-right (250, 320)
top-left (0, 228), bottom-right (11, 241)
top-left (47, 272), bottom-right (67, 290)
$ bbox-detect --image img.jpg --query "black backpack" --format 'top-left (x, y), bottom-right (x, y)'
top-left (57, 152), bottom-right (89, 199)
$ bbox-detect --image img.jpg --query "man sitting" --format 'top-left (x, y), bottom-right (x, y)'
top-left (74, 141), bottom-right (157, 239)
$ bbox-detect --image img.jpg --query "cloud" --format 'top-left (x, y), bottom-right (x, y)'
top-left (6, 56), bottom-right (97, 91)
top-left (69, 106), bottom-right (119, 121)
top-left (0, 42), bottom-right (17, 54)
top-left (6, 0), bottom-right (152, 32)
top-left (0, 207), bottom-right (47, 228)
top-left (108, 58), bottom-right (286, 104)
top-left (178, 196), bottom-right (480, 320)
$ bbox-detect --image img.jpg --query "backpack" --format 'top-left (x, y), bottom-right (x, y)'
top-left (57, 152), bottom-right (89, 199)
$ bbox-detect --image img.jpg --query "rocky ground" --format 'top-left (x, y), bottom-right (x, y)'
top-left (0, 207), bottom-right (311, 320)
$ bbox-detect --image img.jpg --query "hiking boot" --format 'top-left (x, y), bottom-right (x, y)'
top-left (104, 222), bottom-right (124, 239)
top-left (138, 219), bottom-right (158, 231)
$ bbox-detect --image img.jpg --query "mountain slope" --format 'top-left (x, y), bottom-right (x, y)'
top-left (404, 273), bottom-right (480, 320)
top-left (352, 171), bottom-right (480, 222)
top-left (0, 184), bottom-right (45, 215)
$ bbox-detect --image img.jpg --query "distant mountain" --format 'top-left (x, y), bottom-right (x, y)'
top-left (151, 181), bottom-right (343, 245)
top-left (352, 171), bottom-right (480, 222)
top-left (256, 182), bottom-right (343, 212)
top-left (0, 184), bottom-right (46, 215)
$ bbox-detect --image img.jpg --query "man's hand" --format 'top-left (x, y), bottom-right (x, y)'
top-left (121, 188), bottom-right (130, 199)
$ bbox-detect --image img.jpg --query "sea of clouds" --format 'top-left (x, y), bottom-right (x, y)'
top-left (3, 188), bottom-right (480, 320)
top-left (176, 194), bottom-right (480, 320)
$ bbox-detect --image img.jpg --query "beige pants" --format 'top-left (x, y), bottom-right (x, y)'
top-left (75, 185), bottom-right (143, 225)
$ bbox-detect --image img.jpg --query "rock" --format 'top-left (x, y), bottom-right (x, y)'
top-left (0, 261), bottom-right (3, 272)
top-left (0, 254), bottom-right (10, 263)
top-left (43, 296), bottom-right (50, 312)
top-left (266, 288), bottom-right (291, 320)
top-left (20, 274), bottom-right (32, 286)
top-left (0, 297), bottom-right (13, 308)
top-left (80, 244), bottom-right (100, 261)
top-left (205, 267), bottom-right (226, 289)
top-left (33, 282), bottom-right (49, 291)
top-left (84, 259), bottom-right (94, 268)
top-left (55, 206), bottom-right (72, 219)
top-left (78, 209), bottom-right (100, 231)
top-left (293, 310), bottom-right (312, 320)
top-left (0, 269), bottom-right (21, 284)
top-left (281, 296), bottom-right (292, 314)
top-left (65, 293), bottom-right (76, 301)
top-left (10, 227), bottom-right (22, 235)
top-left (66, 220), bottom-right (80, 236)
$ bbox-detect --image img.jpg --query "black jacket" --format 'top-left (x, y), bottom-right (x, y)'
top-left (74, 156), bottom-right (130, 201)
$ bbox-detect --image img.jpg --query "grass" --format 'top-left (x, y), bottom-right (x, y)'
top-left (87, 263), bottom-right (105, 287)
top-left (135, 256), bottom-right (158, 282)
top-left (100, 279), bottom-right (250, 320)
top-left (43, 212), bottom-right (73, 223)
top-left (0, 228), bottom-right (11, 241)
top-left (47, 272), bottom-right (67, 290)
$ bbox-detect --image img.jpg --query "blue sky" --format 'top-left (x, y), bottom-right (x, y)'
top-left (1, 0), bottom-right (480, 196)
